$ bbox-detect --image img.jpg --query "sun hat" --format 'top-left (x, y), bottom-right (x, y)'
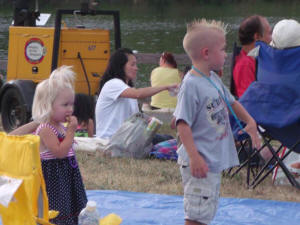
top-left (271, 19), bottom-right (300, 49)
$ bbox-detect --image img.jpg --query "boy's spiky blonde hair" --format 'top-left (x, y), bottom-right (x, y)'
top-left (186, 19), bottom-right (227, 33)
top-left (183, 19), bottom-right (227, 60)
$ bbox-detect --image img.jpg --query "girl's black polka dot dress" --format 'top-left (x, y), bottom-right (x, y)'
top-left (38, 123), bottom-right (88, 224)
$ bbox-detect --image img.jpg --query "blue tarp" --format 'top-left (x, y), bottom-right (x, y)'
top-left (87, 190), bottom-right (300, 225)
top-left (1, 190), bottom-right (300, 224)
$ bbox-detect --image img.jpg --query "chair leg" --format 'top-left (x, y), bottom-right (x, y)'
top-left (227, 140), bottom-right (249, 177)
top-left (228, 140), bottom-right (252, 179)
top-left (272, 147), bottom-right (287, 183)
top-left (228, 139), bottom-right (266, 188)
top-left (250, 139), bottom-right (300, 189)
top-left (249, 143), bottom-right (282, 188)
top-left (229, 130), bottom-right (300, 189)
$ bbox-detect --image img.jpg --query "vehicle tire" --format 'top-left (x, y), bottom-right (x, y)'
top-left (1, 88), bottom-right (29, 132)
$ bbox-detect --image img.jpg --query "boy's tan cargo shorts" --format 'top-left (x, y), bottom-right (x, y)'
top-left (180, 166), bottom-right (221, 224)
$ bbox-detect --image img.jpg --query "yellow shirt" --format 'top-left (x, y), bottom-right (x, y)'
top-left (150, 67), bottom-right (181, 109)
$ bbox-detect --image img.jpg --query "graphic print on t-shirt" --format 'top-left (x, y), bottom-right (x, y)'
top-left (206, 95), bottom-right (229, 140)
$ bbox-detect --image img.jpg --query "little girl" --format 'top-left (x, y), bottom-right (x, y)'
top-left (73, 93), bottom-right (95, 137)
top-left (32, 66), bottom-right (87, 224)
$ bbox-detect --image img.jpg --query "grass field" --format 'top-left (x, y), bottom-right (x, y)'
top-left (2, 119), bottom-right (299, 202)
top-left (77, 151), bottom-right (300, 203)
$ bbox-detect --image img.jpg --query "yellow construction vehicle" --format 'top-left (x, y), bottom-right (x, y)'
top-left (0, 0), bottom-right (121, 132)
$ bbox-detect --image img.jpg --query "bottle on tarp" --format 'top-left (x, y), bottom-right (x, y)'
top-left (78, 200), bottom-right (100, 225)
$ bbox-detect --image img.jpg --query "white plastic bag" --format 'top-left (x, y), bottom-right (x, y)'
top-left (74, 137), bottom-right (109, 154)
top-left (105, 112), bottom-right (162, 159)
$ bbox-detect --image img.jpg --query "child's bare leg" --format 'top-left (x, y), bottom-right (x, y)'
top-left (185, 219), bottom-right (206, 225)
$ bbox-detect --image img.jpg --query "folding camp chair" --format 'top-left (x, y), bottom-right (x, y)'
top-left (227, 42), bottom-right (263, 182)
top-left (229, 41), bottom-right (300, 189)
top-left (0, 132), bottom-right (55, 225)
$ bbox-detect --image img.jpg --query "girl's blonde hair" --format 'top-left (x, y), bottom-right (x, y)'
top-left (183, 19), bottom-right (227, 60)
top-left (32, 65), bottom-right (75, 123)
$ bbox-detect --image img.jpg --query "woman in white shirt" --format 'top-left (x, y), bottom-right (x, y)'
top-left (95, 48), bottom-right (176, 139)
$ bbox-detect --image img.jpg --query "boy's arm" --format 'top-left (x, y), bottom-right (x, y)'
top-left (177, 120), bottom-right (209, 178)
top-left (231, 101), bottom-right (261, 149)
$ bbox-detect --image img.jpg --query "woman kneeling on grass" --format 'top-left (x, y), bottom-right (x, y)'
top-left (95, 48), bottom-right (176, 144)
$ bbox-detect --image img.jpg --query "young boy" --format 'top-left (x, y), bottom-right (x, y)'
top-left (174, 19), bottom-right (261, 225)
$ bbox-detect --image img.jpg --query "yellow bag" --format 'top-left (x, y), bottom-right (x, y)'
top-left (0, 132), bottom-right (54, 225)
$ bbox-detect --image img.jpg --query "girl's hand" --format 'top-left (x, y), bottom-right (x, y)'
top-left (66, 116), bottom-right (78, 132)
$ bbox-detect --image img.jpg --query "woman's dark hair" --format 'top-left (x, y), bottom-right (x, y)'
top-left (73, 93), bottom-right (95, 125)
top-left (161, 52), bottom-right (177, 68)
top-left (238, 15), bottom-right (264, 45)
top-left (98, 48), bottom-right (135, 93)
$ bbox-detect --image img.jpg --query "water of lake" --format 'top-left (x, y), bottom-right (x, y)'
top-left (0, 0), bottom-right (300, 87)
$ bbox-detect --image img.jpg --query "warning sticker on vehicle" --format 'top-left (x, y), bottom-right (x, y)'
top-left (24, 38), bottom-right (46, 64)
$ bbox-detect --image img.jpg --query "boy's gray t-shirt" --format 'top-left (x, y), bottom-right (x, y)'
top-left (174, 71), bottom-right (239, 173)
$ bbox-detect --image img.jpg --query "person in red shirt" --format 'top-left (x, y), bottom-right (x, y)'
top-left (233, 15), bottom-right (272, 98)
top-left (233, 15), bottom-right (273, 162)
